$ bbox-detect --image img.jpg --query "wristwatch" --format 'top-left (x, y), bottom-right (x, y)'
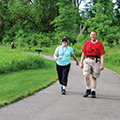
top-left (76, 61), bottom-right (79, 63)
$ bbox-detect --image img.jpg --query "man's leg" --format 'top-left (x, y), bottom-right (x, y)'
top-left (84, 75), bottom-right (90, 87)
top-left (91, 60), bottom-right (101, 98)
top-left (92, 76), bottom-right (97, 90)
top-left (83, 75), bottom-right (91, 97)
top-left (91, 76), bottom-right (97, 98)
top-left (83, 58), bottom-right (92, 97)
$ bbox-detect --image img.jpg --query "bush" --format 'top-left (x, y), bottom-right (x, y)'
top-left (52, 31), bottom-right (78, 45)
top-left (0, 51), bottom-right (45, 74)
top-left (104, 47), bottom-right (120, 67)
top-left (74, 49), bottom-right (82, 57)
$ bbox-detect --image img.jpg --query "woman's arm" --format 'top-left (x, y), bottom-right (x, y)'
top-left (71, 53), bottom-right (79, 65)
top-left (53, 52), bottom-right (58, 61)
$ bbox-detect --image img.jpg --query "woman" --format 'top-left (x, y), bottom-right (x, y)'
top-left (53, 36), bottom-right (79, 95)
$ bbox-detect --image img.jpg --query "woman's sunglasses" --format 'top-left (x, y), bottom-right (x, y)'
top-left (62, 39), bottom-right (67, 42)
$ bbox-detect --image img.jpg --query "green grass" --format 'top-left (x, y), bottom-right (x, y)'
top-left (104, 62), bottom-right (120, 75)
top-left (0, 45), bottom-right (119, 107)
top-left (0, 59), bottom-right (57, 107)
top-left (21, 45), bottom-right (58, 56)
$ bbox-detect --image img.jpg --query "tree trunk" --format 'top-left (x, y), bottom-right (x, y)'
top-left (79, 24), bottom-right (86, 35)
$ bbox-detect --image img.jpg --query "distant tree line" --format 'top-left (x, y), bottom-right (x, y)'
top-left (0, 0), bottom-right (120, 48)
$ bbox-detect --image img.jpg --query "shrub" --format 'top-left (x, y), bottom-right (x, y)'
top-left (104, 47), bottom-right (120, 67)
top-left (0, 51), bottom-right (45, 74)
top-left (74, 49), bottom-right (82, 57)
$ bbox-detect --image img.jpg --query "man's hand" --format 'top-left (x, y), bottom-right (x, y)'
top-left (80, 62), bottom-right (83, 69)
top-left (80, 53), bottom-right (85, 69)
top-left (100, 64), bottom-right (104, 70)
top-left (100, 55), bottom-right (104, 70)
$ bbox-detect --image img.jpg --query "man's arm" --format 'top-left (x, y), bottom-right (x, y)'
top-left (100, 55), bottom-right (104, 70)
top-left (80, 52), bottom-right (85, 69)
top-left (71, 53), bottom-right (79, 65)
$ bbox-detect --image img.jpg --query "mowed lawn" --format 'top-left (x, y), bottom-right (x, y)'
top-left (0, 59), bottom-right (57, 107)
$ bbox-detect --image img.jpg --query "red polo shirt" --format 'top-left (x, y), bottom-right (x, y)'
top-left (82, 40), bottom-right (105, 58)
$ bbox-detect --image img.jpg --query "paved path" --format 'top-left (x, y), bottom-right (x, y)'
top-left (0, 54), bottom-right (120, 120)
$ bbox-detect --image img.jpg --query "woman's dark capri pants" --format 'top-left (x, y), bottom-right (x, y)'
top-left (56, 63), bottom-right (71, 86)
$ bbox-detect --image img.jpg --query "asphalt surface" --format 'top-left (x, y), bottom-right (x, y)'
top-left (0, 54), bottom-right (120, 120)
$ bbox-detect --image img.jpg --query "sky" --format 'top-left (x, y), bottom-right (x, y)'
top-left (79, 0), bottom-right (118, 11)
top-left (112, 0), bottom-right (116, 3)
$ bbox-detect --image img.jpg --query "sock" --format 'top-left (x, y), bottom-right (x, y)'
top-left (92, 89), bottom-right (95, 91)
top-left (86, 86), bottom-right (91, 90)
top-left (63, 86), bottom-right (66, 90)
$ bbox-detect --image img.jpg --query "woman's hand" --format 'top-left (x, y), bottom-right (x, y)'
top-left (54, 56), bottom-right (58, 61)
top-left (71, 53), bottom-right (79, 66)
top-left (76, 61), bottom-right (79, 65)
top-left (53, 53), bottom-right (58, 61)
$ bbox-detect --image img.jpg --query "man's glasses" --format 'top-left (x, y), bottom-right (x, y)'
top-left (62, 39), bottom-right (67, 42)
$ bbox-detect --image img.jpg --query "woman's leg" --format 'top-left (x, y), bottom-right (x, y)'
top-left (61, 64), bottom-right (71, 87)
top-left (56, 64), bottom-right (62, 85)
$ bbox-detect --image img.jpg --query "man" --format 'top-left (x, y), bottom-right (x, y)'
top-left (80, 31), bottom-right (105, 98)
top-left (11, 41), bottom-right (14, 49)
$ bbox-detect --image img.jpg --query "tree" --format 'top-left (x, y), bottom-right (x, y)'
top-left (0, 1), bottom-right (3, 42)
top-left (2, 0), bottom-right (60, 45)
top-left (3, 0), bottom-right (59, 34)
top-left (116, 0), bottom-right (120, 8)
top-left (51, 0), bottom-right (82, 43)
top-left (0, 1), bottom-right (10, 43)
top-left (84, 0), bottom-right (120, 46)
top-left (114, 0), bottom-right (120, 26)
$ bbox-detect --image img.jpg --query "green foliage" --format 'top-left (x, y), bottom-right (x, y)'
top-left (36, 33), bottom-right (51, 47)
top-left (51, 0), bottom-right (81, 43)
top-left (0, 2), bottom-right (3, 41)
top-left (3, 30), bottom-right (52, 48)
top-left (14, 30), bottom-right (38, 47)
top-left (52, 31), bottom-right (78, 44)
top-left (71, 34), bottom-right (90, 57)
top-left (0, 2), bottom-right (10, 42)
top-left (1, 0), bottom-right (60, 46)
top-left (76, 34), bottom-right (90, 44)
top-left (74, 49), bottom-right (82, 57)
top-left (5, 0), bottom-right (59, 32)
top-left (104, 47), bottom-right (120, 66)
top-left (1, 0), bottom-right (120, 48)
top-left (0, 49), bottom-right (45, 74)
top-left (85, 0), bottom-right (120, 46)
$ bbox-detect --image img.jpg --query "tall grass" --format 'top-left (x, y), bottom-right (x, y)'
top-left (0, 48), bottom-right (45, 74)
top-left (104, 46), bottom-right (120, 74)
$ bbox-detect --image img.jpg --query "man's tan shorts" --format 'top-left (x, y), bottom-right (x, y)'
top-left (83, 58), bottom-right (101, 78)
